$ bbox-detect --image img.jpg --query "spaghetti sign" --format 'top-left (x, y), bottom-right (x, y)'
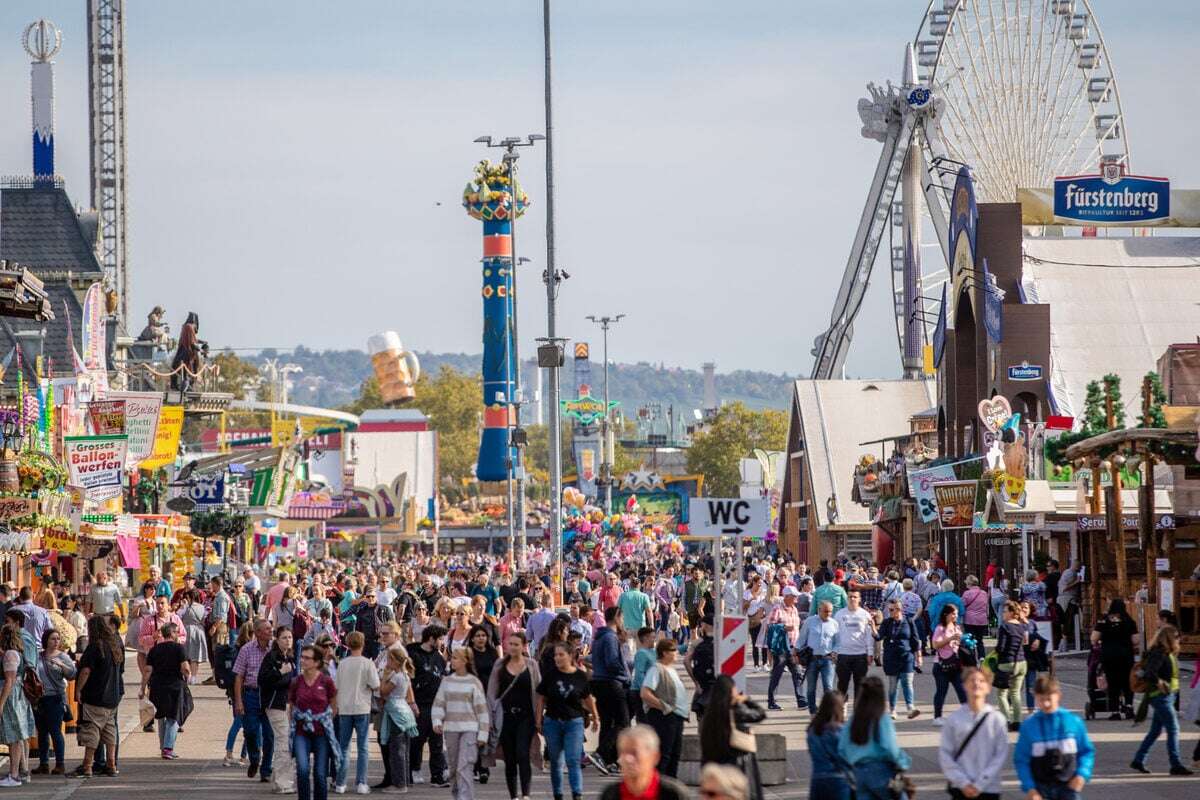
top-left (64, 435), bottom-right (128, 501)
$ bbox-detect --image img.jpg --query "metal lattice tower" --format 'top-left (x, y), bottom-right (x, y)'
top-left (87, 0), bottom-right (127, 326)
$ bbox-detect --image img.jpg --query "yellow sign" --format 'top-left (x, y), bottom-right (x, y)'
top-left (43, 530), bottom-right (77, 554)
top-left (271, 416), bottom-right (325, 447)
top-left (922, 344), bottom-right (935, 376)
top-left (141, 406), bottom-right (184, 470)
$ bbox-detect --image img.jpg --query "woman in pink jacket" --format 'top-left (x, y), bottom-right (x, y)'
top-left (960, 576), bottom-right (990, 662)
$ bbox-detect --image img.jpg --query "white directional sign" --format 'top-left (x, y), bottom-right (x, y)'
top-left (688, 497), bottom-right (769, 538)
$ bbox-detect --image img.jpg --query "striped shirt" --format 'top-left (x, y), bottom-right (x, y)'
top-left (431, 673), bottom-right (490, 740)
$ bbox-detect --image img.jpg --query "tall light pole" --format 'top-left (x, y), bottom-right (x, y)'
top-left (541, 0), bottom-right (567, 599)
top-left (586, 314), bottom-right (624, 513)
top-left (474, 134), bottom-right (543, 569)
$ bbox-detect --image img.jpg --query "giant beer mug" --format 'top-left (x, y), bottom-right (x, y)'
top-left (368, 331), bottom-right (421, 405)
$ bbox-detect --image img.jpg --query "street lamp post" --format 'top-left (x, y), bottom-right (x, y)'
top-left (586, 314), bottom-right (624, 513)
top-left (474, 134), bottom-right (543, 569)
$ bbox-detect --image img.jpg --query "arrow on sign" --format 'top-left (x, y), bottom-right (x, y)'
top-left (722, 527), bottom-right (744, 536)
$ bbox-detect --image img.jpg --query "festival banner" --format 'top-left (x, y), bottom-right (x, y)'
top-left (80, 283), bottom-right (109, 397)
top-left (141, 405), bottom-right (184, 470)
top-left (43, 529), bottom-right (77, 555)
top-left (64, 435), bottom-right (128, 501)
top-left (88, 399), bottom-right (126, 436)
top-left (105, 391), bottom-right (163, 468)
top-left (932, 480), bottom-right (979, 530)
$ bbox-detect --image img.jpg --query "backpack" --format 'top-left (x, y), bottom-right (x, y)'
top-left (213, 643), bottom-right (237, 691)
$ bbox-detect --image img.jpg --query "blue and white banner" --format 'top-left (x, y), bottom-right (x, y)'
top-left (982, 259), bottom-right (1002, 344)
top-left (1052, 172), bottom-right (1169, 224)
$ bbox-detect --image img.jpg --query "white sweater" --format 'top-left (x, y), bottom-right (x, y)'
top-left (431, 673), bottom-right (490, 742)
top-left (937, 703), bottom-right (1009, 795)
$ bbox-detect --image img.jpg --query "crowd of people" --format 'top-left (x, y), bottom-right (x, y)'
top-left (0, 546), bottom-right (1193, 800)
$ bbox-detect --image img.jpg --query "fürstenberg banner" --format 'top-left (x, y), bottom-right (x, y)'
top-left (1019, 181), bottom-right (1200, 227)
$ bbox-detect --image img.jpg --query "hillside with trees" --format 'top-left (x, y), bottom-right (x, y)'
top-left (241, 347), bottom-right (796, 412)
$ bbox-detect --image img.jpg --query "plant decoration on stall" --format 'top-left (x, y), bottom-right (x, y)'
top-left (0, 374), bottom-right (73, 555)
top-left (1045, 373), bottom-right (1154, 482)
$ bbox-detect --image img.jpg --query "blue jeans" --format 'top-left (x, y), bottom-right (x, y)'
top-left (158, 718), bottom-right (180, 752)
top-left (295, 730), bottom-right (330, 800)
top-left (805, 655), bottom-right (836, 712)
top-left (1133, 692), bottom-right (1183, 768)
top-left (543, 716), bottom-right (584, 796)
top-left (1033, 787), bottom-right (1079, 800)
top-left (1024, 666), bottom-right (1040, 711)
top-left (34, 694), bottom-right (66, 767)
top-left (242, 688), bottom-right (275, 776)
top-left (887, 672), bottom-right (914, 711)
top-left (336, 713), bottom-right (371, 787)
top-left (768, 651), bottom-right (805, 707)
top-left (226, 712), bottom-right (245, 754)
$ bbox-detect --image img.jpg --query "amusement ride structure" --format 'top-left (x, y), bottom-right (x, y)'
top-left (811, 0), bottom-right (1130, 380)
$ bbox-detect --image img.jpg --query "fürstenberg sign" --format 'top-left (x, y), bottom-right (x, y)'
top-left (1053, 172), bottom-right (1169, 224)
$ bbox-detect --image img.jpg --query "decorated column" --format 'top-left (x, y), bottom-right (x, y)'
top-left (23, 19), bottom-right (61, 181)
top-left (463, 161), bottom-right (528, 482)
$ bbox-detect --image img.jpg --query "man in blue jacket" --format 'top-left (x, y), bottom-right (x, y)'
top-left (927, 579), bottom-right (966, 634)
top-left (1013, 675), bottom-right (1094, 800)
top-left (589, 605), bottom-right (631, 775)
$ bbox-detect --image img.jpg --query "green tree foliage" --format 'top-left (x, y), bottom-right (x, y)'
top-left (686, 402), bottom-right (788, 496)
top-left (1101, 373), bottom-right (1125, 429)
top-left (211, 351), bottom-right (265, 400)
top-left (342, 374), bottom-right (383, 415)
top-left (411, 367), bottom-right (482, 493)
top-left (1138, 372), bottom-right (1168, 428)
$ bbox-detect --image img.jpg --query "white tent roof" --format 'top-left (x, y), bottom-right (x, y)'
top-left (792, 379), bottom-right (935, 529)
top-left (1021, 237), bottom-right (1200, 423)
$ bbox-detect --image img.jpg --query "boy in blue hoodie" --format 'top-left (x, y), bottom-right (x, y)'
top-left (1013, 675), bottom-right (1095, 799)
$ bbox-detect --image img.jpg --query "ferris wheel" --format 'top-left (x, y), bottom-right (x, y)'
top-left (811, 0), bottom-right (1130, 380)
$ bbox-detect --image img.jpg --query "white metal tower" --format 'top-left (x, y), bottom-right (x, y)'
top-left (87, 0), bottom-right (127, 327)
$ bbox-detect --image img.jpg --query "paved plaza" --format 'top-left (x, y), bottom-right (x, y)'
top-left (0, 651), bottom-right (1194, 800)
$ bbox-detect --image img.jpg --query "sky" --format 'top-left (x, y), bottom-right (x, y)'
top-left (0, 1), bottom-right (1197, 380)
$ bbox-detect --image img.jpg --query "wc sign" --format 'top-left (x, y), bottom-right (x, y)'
top-left (688, 498), bottom-right (769, 538)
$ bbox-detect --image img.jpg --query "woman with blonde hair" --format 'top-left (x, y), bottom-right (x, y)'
top-left (699, 764), bottom-right (749, 800)
top-left (379, 645), bottom-right (419, 793)
top-left (1130, 625), bottom-right (1192, 775)
top-left (35, 588), bottom-right (78, 654)
top-left (433, 646), bottom-right (489, 800)
top-left (0, 613), bottom-right (34, 786)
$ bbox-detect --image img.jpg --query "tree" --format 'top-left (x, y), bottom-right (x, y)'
top-left (687, 402), bottom-right (788, 496)
top-left (1138, 372), bottom-right (1167, 429)
top-left (342, 374), bottom-right (383, 415)
top-left (210, 351), bottom-right (265, 400)
top-left (411, 367), bottom-right (482, 493)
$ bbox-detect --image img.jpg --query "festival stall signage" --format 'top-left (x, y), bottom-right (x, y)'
top-left (64, 435), bottom-right (128, 501)
top-left (87, 400), bottom-right (125, 436)
top-left (0, 497), bottom-right (39, 522)
top-left (560, 394), bottom-right (614, 426)
top-left (911, 457), bottom-right (985, 523)
top-left (932, 480), bottom-right (978, 529)
top-left (977, 396), bottom-right (1027, 508)
top-left (141, 405), bottom-right (184, 471)
top-left (79, 282), bottom-right (109, 399)
top-left (105, 391), bottom-right (163, 468)
top-left (42, 528), bottom-right (77, 554)
top-left (1018, 168), bottom-right (1200, 227)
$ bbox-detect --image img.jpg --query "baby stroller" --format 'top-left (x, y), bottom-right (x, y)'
top-left (1083, 643), bottom-right (1124, 720)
